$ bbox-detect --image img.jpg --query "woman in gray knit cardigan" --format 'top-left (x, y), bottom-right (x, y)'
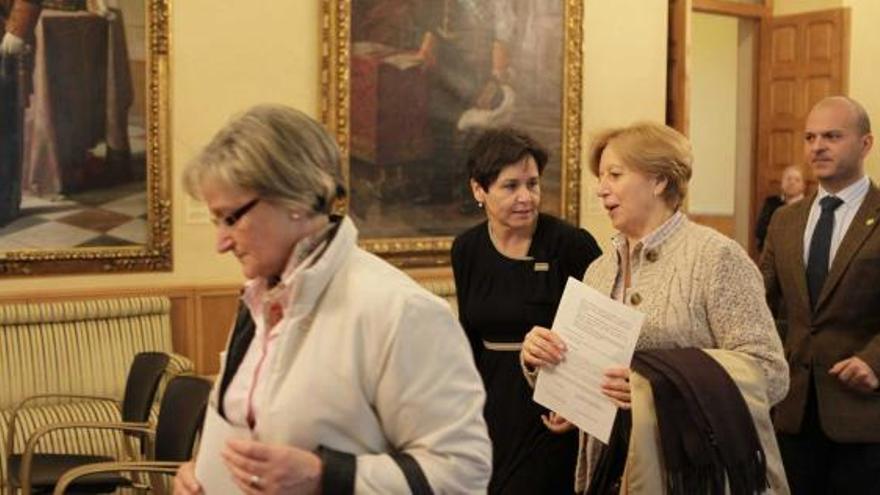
top-left (521, 121), bottom-right (789, 493)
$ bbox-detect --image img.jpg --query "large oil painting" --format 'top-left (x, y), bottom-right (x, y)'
top-left (0, 0), bottom-right (170, 276)
top-left (322, 0), bottom-right (583, 266)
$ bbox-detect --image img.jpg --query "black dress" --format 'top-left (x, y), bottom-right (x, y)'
top-left (452, 213), bottom-right (602, 494)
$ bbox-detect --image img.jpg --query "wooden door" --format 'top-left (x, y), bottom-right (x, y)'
top-left (667, 0), bottom-right (691, 135)
top-left (754, 8), bottom-right (849, 250)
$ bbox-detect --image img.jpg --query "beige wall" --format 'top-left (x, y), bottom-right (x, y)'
top-left (846, 0), bottom-right (880, 179)
top-left (773, 0), bottom-right (880, 180)
top-left (581, 0), bottom-right (669, 246)
top-left (689, 13), bottom-right (739, 216)
top-left (0, 0), bottom-right (668, 293)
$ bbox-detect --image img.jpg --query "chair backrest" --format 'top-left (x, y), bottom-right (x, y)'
top-left (0, 296), bottom-right (175, 410)
top-left (121, 351), bottom-right (171, 423)
top-left (154, 375), bottom-right (211, 462)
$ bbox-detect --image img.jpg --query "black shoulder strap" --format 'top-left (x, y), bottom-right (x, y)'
top-left (390, 452), bottom-right (434, 495)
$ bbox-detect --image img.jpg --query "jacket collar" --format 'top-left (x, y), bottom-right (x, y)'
top-left (287, 215), bottom-right (357, 315)
top-left (785, 194), bottom-right (813, 310)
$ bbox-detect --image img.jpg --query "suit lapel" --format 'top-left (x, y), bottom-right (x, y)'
top-left (787, 195), bottom-right (813, 309)
top-left (816, 184), bottom-right (880, 310)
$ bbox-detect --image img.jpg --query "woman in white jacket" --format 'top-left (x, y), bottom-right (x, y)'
top-left (173, 104), bottom-right (491, 495)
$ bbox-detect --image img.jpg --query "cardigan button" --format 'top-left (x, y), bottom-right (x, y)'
top-left (645, 249), bottom-right (659, 262)
top-left (630, 292), bottom-right (643, 306)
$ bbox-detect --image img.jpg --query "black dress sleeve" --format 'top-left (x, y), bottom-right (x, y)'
top-left (561, 226), bottom-right (602, 280)
top-left (451, 234), bottom-right (482, 362)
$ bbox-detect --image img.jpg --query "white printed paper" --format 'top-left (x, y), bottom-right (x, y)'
top-left (194, 404), bottom-right (253, 494)
top-left (533, 277), bottom-right (644, 444)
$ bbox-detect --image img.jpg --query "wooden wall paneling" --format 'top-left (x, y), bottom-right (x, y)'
top-left (0, 285), bottom-right (241, 375)
top-left (194, 289), bottom-right (241, 375)
top-left (689, 214), bottom-right (736, 237)
top-left (167, 291), bottom-right (197, 362)
top-left (0, 273), bottom-right (457, 376)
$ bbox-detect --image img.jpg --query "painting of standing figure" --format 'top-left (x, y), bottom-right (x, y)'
top-left (324, 0), bottom-right (582, 265)
top-left (0, 0), bottom-right (171, 276)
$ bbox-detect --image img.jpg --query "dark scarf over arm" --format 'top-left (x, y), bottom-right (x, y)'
top-left (630, 348), bottom-right (768, 495)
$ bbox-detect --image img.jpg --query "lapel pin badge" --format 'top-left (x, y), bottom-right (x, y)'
top-left (534, 262), bottom-right (549, 272)
top-left (867, 218), bottom-right (875, 226)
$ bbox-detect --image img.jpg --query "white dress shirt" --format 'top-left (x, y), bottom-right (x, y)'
top-left (803, 175), bottom-right (870, 267)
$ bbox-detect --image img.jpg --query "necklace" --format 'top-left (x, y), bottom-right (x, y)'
top-left (487, 222), bottom-right (535, 260)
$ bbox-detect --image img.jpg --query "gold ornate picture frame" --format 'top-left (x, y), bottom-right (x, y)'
top-left (0, 0), bottom-right (171, 276)
top-left (322, 0), bottom-right (583, 267)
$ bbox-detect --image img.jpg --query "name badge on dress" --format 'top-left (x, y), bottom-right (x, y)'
top-left (534, 261), bottom-right (549, 272)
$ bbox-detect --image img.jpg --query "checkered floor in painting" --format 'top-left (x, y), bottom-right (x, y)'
top-left (0, 182), bottom-right (147, 250)
top-left (0, 121), bottom-right (149, 251)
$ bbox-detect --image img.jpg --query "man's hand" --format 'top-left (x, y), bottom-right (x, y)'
top-left (829, 356), bottom-right (879, 393)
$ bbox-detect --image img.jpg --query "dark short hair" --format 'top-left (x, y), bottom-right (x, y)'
top-left (466, 127), bottom-right (548, 190)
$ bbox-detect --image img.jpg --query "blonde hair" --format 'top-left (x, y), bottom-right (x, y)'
top-left (588, 122), bottom-right (693, 209)
top-left (183, 104), bottom-right (344, 214)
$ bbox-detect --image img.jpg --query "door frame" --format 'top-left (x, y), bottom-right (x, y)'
top-left (667, 0), bottom-right (773, 252)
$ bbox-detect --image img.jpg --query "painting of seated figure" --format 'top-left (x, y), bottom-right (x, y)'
top-left (324, 0), bottom-right (582, 266)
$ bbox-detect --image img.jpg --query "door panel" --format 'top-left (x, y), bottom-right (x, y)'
top-left (754, 8), bottom-right (849, 254)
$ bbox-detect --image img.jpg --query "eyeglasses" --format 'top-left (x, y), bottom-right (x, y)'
top-left (212, 198), bottom-right (260, 228)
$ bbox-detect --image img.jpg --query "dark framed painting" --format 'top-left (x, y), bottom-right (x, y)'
top-left (322, 0), bottom-right (583, 266)
top-left (0, 0), bottom-right (171, 276)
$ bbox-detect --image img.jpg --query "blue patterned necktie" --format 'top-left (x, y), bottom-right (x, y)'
top-left (806, 195), bottom-right (844, 309)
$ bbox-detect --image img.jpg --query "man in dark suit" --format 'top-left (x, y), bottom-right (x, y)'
top-left (761, 95), bottom-right (879, 494)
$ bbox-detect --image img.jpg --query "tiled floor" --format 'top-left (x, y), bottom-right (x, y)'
top-left (0, 182), bottom-right (148, 250)
top-left (0, 122), bottom-right (149, 251)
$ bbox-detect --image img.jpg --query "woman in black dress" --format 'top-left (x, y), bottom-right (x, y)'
top-left (452, 128), bottom-right (601, 494)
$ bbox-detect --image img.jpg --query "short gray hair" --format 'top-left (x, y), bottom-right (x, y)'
top-left (183, 104), bottom-right (344, 214)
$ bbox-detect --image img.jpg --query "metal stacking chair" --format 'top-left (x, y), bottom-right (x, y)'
top-left (51, 375), bottom-right (212, 495)
top-left (6, 352), bottom-right (170, 494)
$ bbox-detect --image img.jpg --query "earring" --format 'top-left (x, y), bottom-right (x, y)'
top-left (477, 201), bottom-right (484, 209)
top-left (290, 212), bottom-right (301, 220)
